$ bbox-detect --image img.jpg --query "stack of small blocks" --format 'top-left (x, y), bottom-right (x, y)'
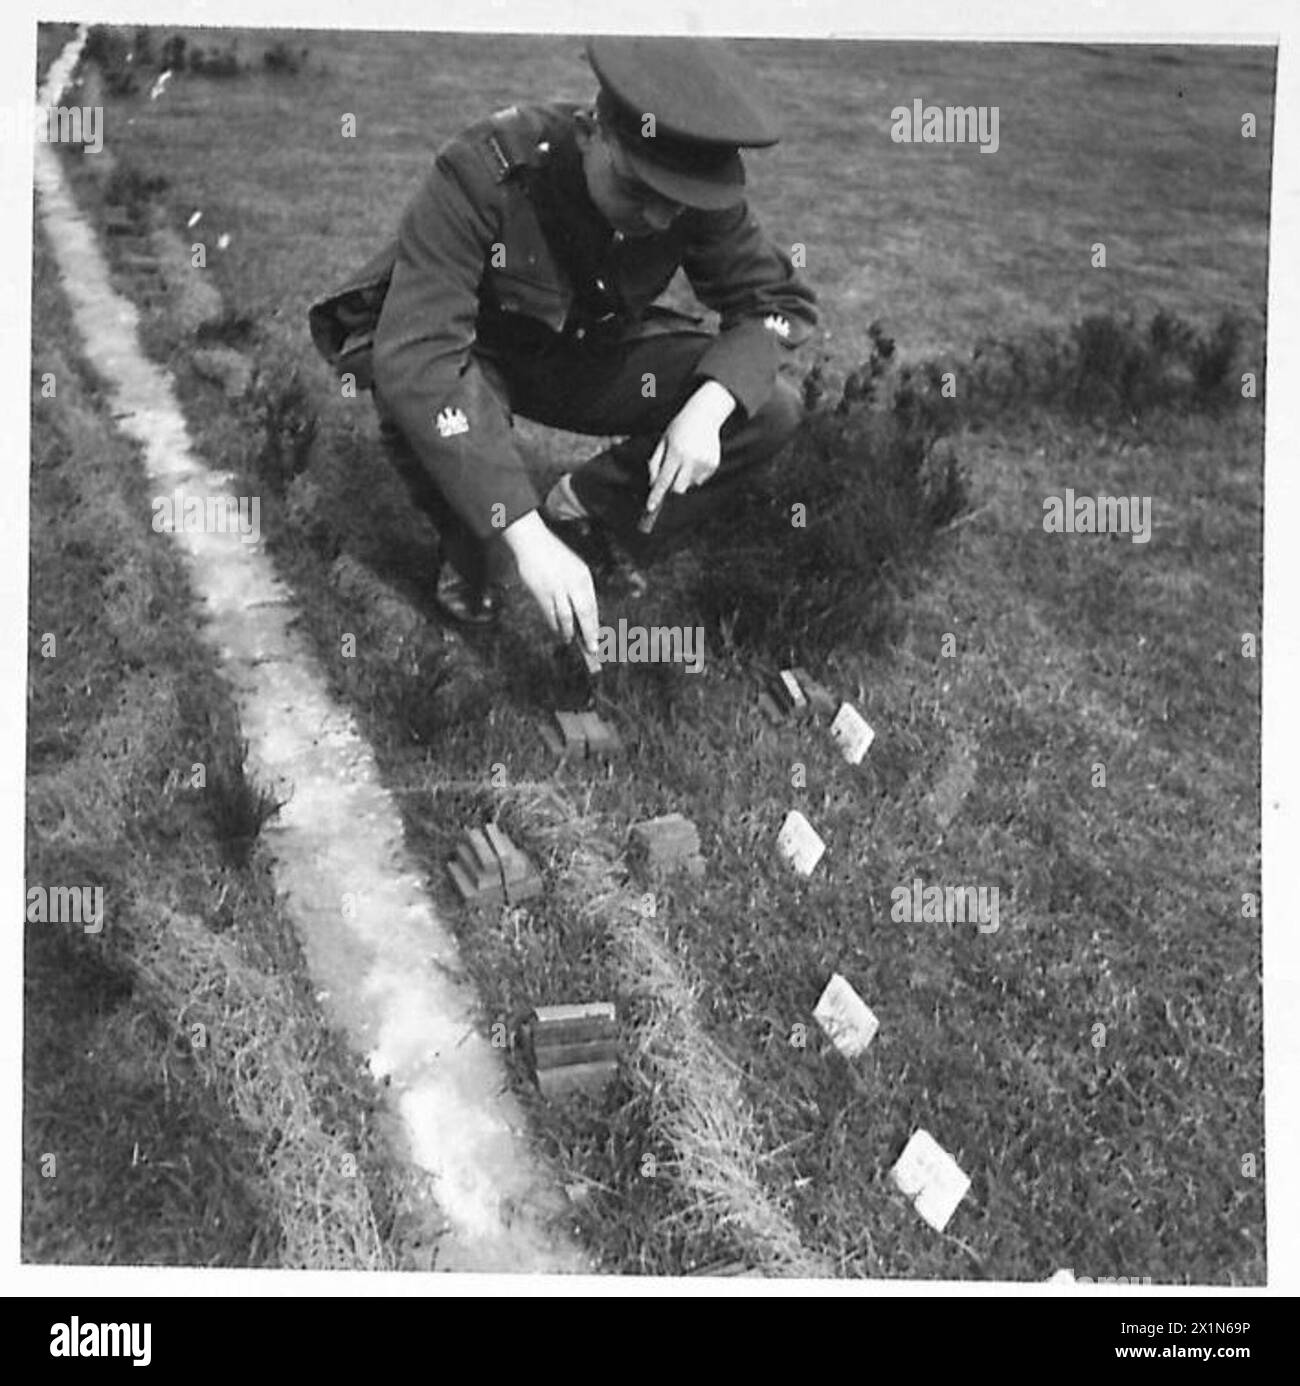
top-left (759, 667), bottom-right (838, 722)
top-left (447, 822), bottom-right (543, 907)
top-left (528, 1002), bottom-right (618, 1099)
top-left (540, 709), bottom-right (623, 762)
top-left (629, 813), bottom-right (705, 879)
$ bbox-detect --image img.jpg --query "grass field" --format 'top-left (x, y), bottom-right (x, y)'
top-left (33, 25), bottom-right (1270, 1279)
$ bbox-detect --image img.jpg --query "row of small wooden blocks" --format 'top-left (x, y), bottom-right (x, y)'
top-left (758, 666), bottom-right (838, 722)
top-left (539, 710), bottom-right (623, 762)
top-left (448, 812), bottom-right (704, 910)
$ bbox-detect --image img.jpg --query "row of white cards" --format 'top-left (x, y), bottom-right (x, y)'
top-left (813, 972), bottom-right (971, 1233)
top-left (786, 703), bottom-right (969, 1233)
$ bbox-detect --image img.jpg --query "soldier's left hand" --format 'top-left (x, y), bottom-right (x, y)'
top-left (645, 380), bottom-right (737, 511)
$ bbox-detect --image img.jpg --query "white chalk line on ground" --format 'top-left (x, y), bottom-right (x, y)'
top-left (34, 29), bottom-right (584, 1275)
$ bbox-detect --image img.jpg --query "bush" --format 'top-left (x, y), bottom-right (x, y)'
top-left (246, 367), bottom-right (318, 495)
top-left (263, 41), bottom-right (308, 76)
top-left (103, 160), bottom-right (169, 221)
top-left (682, 323), bottom-right (970, 661)
top-left (676, 304), bottom-right (1245, 662)
top-left (159, 35), bottom-right (187, 72)
top-left (967, 309), bottom-right (1246, 423)
top-left (83, 24), bottom-right (138, 97)
top-left (1189, 315), bottom-right (1241, 398)
top-left (189, 44), bottom-right (241, 79)
top-left (131, 27), bottom-right (155, 69)
top-left (83, 24), bottom-right (129, 71)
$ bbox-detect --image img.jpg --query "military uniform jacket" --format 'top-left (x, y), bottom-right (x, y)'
top-left (312, 102), bottom-right (819, 543)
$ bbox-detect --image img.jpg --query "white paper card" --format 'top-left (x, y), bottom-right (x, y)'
top-left (777, 810), bottom-right (825, 876)
top-left (891, 1128), bottom-right (970, 1232)
top-left (814, 973), bottom-right (879, 1058)
top-left (831, 702), bottom-right (875, 764)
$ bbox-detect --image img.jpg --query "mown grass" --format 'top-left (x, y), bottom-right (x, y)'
top-left (57, 26), bottom-right (1268, 1280)
top-left (24, 215), bottom-right (414, 1269)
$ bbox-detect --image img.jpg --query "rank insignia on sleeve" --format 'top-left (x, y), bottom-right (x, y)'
top-left (435, 406), bottom-right (470, 438)
top-left (763, 313), bottom-right (791, 338)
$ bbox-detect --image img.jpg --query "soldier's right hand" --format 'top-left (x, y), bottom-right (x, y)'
top-left (502, 510), bottom-right (600, 652)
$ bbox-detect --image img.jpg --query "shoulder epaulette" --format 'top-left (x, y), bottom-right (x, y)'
top-left (480, 104), bottom-right (550, 183)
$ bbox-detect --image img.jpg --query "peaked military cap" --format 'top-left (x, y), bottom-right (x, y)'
top-left (585, 36), bottom-right (781, 211)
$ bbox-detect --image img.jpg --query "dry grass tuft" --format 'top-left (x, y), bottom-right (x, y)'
top-left (515, 787), bottom-right (828, 1277)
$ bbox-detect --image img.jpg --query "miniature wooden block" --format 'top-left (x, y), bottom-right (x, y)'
top-left (814, 973), bottom-right (879, 1059)
top-left (453, 842), bottom-right (498, 892)
top-left (479, 822), bottom-right (544, 904)
top-left (504, 869), bottom-right (544, 905)
top-left (484, 822), bottom-right (530, 884)
top-left (642, 830), bottom-right (700, 862)
top-left (630, 814), bottom-right (700, 858)
top-left (556, 711), bottom-right (588, 746)
top-left (578, 712), bottom-right (622, 758)
top-left (447, 859), bottom-right (504, 906)
top-left (791, 668), bottom-right (838, 718)
top-left (630, 836), bottom-right (703, 879)
top-left (775, 669), bottom-right (810, 716)
top-left (777, 810), bottom-right (825, 876)
top-left (533, 1002), bottom-right (616, 1043)
top-left (532, 1036), bottom-right (619, 1070)
top-left (830, 702), bottom-right (876, 765)
top-left (446, 859), bottom-right (475, 900)
top-left (536, 1059), bottom-right (617, 1100)
top-left (464, 826), bottom-right (498, 873)
top-left (540, 710), bottom-right (588, 761)
top-left (532, 1019), bottom-right (614, 1051)
top-left (531, 1005), bottom-right (615, 1064)
top-left (890, 1129), bottom-right (970, 1233)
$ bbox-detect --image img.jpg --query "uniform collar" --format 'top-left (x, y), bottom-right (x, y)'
top-left (545, 116), bottom-right (617, 247)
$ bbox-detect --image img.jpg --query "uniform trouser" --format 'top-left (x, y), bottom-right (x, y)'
top-left (377, 320), bottom-right (806, 590)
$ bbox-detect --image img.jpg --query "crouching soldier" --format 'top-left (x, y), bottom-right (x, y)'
top-left (309, 36), bottom-right (818, 651)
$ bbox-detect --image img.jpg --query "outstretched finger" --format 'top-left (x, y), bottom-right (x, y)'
top-left (572, 581), bottom-right (600, 654)
top-left (646, 449), bottom-right (680, 514)
top-left (646, 436), bottom-right (667, 486)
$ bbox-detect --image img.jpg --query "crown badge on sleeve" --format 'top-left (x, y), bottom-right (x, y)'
top-left (763, 313), bottom-right (791, 339)
top-left (435, 406), bottom-right (470, 438)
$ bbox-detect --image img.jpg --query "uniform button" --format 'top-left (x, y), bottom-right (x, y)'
top-left (595, 278), bottom-right (607, 292)
top-left (574, 327), bottom-right (586, 340)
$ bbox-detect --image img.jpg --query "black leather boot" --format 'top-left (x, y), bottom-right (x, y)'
top-left (433, 561), bottom-right (503, 628)
top-left (540, 514), bottom-right (648, 599)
